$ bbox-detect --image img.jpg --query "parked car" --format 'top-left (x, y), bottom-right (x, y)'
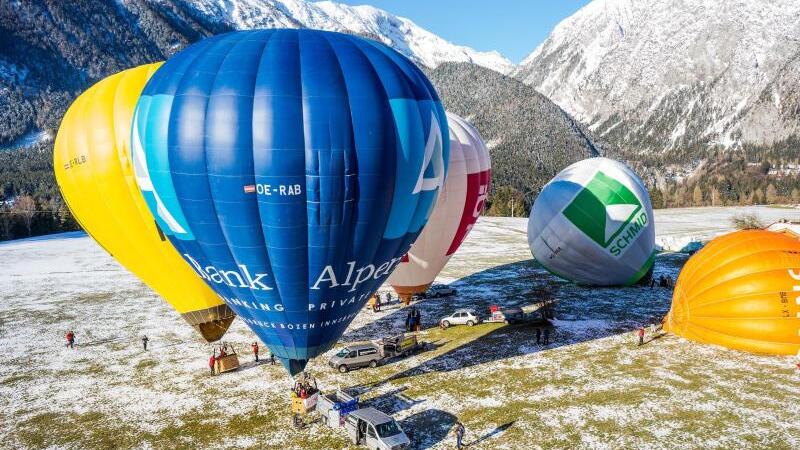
top-left (329, 343), bottom-right (382, 373)
top-left (439, 309), bottom-right (481, 328)
top-left (329, 334), bottom-right (425, 373)
top-left (345, 407), bottom-right (410, 450)
top-left (425, 284), bottom-right (456, 298)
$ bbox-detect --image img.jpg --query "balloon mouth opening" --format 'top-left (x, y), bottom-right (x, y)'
top-left (392, 283), bottom-right (432, 303)
top-left (281, 358), bottom-right (309, 376)
top-left (181, 305), bottom-right (237, 342)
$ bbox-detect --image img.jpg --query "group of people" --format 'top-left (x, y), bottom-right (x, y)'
top-left (250, 341), bottom-right (276, 365)
top-left (535, 327), bottom-right (551, 346)
top-left (292, 373), bottom-right (318, 400)
top-left (648, 275), bottom-right (674, 289)
top-left (367, 291), bottom-right (395, 312)
top-left (405, 306), bottom-right (422, 332)
top-left (208, 343), bottom-right (233, 375)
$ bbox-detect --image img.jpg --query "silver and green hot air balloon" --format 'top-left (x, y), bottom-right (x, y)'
top-left (527, 157), bottom-right (655, 286)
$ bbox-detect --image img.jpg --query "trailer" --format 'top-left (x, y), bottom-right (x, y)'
top-left (316, 390), bottom-right (359, 428)
top-left (377, 333), bottom-right (425, 358)
top-left (487, 300), bottom-right (554, 324)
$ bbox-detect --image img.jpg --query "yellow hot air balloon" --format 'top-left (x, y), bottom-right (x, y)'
top-left (54, 63), bottom-right (235, 342)
top-left (665, 229), bottom-right (800, 355)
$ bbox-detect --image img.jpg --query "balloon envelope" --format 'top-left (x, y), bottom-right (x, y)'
top-left (54, 64), bottom-right (235, 342)
top-left (132, 29), bottom-right (448, 375)
top-left (389, 112), bottom-right (491, 299)
top-left (665, 229), bottom-right (800, 355)
top-left (527, 157), bottom-right (655, 286)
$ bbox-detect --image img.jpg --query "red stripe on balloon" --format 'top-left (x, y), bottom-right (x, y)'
top-left (446, 169), bottom-right (491, 256)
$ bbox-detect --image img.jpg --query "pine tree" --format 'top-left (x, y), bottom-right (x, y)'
top-left (765, 184), bottom-right (778, 204)
top-left (711, 187), bottom-right (720, 206)
top-left (11, 195), bottom-right (36, 236)
top-left (692, 185), bottom-right (703, 206)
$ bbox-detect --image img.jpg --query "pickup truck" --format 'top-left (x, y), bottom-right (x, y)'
top-left (329, 333), bottom-right (425, 373)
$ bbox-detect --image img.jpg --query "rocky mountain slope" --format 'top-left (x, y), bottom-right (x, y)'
top-left (428, 62), bottom-right (599, 204)
top-left (513, 0), bottom-right (800, 158)
top-left (0, 0), bottom-right (513, 146)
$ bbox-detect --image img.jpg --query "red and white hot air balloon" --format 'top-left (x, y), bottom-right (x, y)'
top-left (389, 112), bottom-right (491, 303)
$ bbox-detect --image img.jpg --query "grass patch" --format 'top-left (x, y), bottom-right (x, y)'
top-left (2, 373), bottom-right (35, 385)
top-left (16, 411), bottom-right (142, 449)
top-left (135, 359), bottom-right (157, 370)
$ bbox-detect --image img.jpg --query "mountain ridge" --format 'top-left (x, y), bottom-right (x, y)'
top-left (513, 0), bottom-right (800, 157)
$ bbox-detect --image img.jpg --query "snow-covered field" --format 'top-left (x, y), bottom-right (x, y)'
top-left (1, 206), bottom-right (799, 449)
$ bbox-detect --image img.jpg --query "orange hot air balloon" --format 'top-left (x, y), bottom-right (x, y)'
top-left (665, 229), bottom-right (800, 355)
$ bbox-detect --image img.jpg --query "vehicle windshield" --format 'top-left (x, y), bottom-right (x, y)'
top-left (375, 420), bottom-right (402, 438)
top-left (335, 348), bottom-right (350, 357)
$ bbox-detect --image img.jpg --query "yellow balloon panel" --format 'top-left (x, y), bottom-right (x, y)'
top-left (53, 64), bottom-right (234, 342)
top-left (665, 229), bottom-right (800, 356)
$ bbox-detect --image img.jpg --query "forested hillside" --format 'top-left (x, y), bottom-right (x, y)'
top-left (1, 0), bottom-right (798, 242)
top-left (427, 62), bottom-right (599, 215)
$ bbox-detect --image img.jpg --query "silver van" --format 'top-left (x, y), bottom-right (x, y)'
top-left (329, 343), bottom-right (381, 372)
top-left (345, 407), bottom-right (410, 450)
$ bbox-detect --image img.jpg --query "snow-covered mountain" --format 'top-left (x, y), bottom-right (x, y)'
top-left (187, 0), bottom-right (515, 74)
top-left (0, 0), bottom-right (514, 146)
top-left (513, 0), bottom-right (800, 155)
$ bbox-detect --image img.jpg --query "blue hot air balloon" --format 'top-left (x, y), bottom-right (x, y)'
top-left (131, 29), bottom-right (448, 375)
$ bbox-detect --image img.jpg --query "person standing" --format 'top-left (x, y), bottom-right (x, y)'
top-left (638, 326), bottom-right (645, 346)
top-left (209, 352), bottom-right (216, 376)
top-left (536, 328), bottom-right (542, 345)
top-left (270, 352), bottom-right (276, 365)
top-left (141, 335), bottom-right (149, 351)
top-left (413, 308), bottom-right (422, 332)
top-left (543, 327), bottom-right (550, 345)
top-left (65, 330), bottom-right (75, 349)
top-left (454, 421), bottom-right (465, 449)
top-left (252, 342), bottom-right (259, 362)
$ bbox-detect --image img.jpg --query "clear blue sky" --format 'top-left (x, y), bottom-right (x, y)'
top-left (329, 1), bottom-right (592, 63)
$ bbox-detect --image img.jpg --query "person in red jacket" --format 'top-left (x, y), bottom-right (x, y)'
top-left (252, 342), bottom-right (259, 362)
top-left (65, 330), bottom-right (75, 349)
top-left (209, 352), bottom-right (216, 376)
top-left (637, 326), bottom-right (645, 346)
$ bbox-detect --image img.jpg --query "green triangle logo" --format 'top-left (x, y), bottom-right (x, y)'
top-left (562, 171), bottom-right (643, 249)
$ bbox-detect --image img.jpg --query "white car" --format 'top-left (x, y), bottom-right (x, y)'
top-left (440, 309), bottom-right (481, 328)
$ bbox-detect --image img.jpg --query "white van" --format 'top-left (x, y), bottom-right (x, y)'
top-left (345, 407), bottom-right (410, 450)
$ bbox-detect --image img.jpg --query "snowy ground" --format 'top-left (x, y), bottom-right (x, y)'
top-left (1, 206), bottom-right (799, 449)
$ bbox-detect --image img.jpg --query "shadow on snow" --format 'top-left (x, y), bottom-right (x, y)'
top-left (346, 254), bottom-right (684, 384)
